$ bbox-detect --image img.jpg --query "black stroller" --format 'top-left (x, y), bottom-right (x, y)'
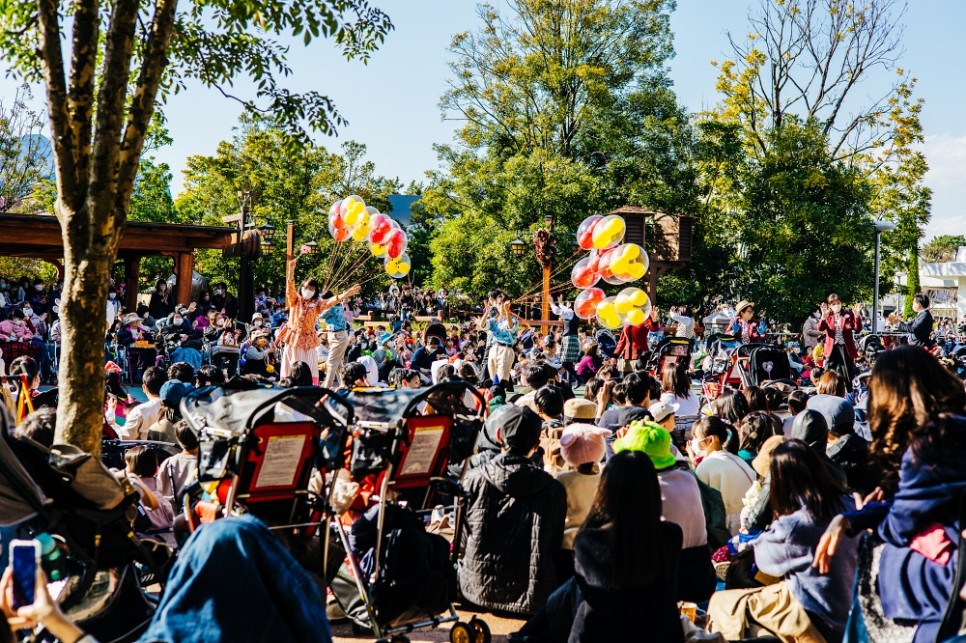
top-left (329, 381), bottom-right (491, 643)
top-left (0, 411), bottom-right (162, 641)
top-left (646, 337), bottom-right (693, 377)
top-left (741, 344), bottom-right (795, 387)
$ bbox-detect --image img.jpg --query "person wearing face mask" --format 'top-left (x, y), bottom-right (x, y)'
top-left (277, 249), bottom-right (360, 386)
top-left (688, 416), bottom-right (755, 536)
top-left (817, 293), bottom-right (862, 391)
top-left (106, 286), bottom-right (121, 330)
top-left (210, 282), bottom-right (239, 319)
top-left (801, 306), bottom-right (824, 354)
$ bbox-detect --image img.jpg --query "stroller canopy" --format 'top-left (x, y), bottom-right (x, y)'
top-left (182, 386), bottom-right (349, 436)
top-left (0, 411), bottom-right (48, 527)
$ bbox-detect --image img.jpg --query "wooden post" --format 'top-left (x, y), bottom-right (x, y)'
top-left (124, 256), bottom-right (140, 312)
top-left (174, 252), bottom-right (194, 307)
top-left (285, 220), bottom-right (294, 308)
top-left (542, 264), bottom-right (551, 321)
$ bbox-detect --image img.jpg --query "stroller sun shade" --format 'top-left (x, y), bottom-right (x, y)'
top-left (343, 388), bottom-right (424, 426)
top-left (0, 411), bottom-right (48, 527)
top-left (181, 386), bottom-right (347, 436)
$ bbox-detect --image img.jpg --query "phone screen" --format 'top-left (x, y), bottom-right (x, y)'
top-left (11, 542), bottom-right (37, 609)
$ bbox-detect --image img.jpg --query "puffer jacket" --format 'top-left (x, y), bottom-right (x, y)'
top-left (458, 452), bottom-right (566, 615)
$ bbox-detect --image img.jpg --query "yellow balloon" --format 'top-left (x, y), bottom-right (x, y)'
top-left (624, 244), bottom-right (640, 260)
top-left (398, 262), bottom-right (411, 274)
top-left (344, 209), bottom-right (360, 226)
top-left (597, 301), bottom-right (616, 317)
top-left (610, 257), bottom-right (630, 274)
top-left (352, 224), bottom-right (369, 241)
top-left (626, 308), bottom-right (645, 326)
top-left (615, 299), bottom-right (633, 315)
top-left (630, 289), bottom-right (648, 307)
top-left (371, 243), bottom-right (387, 257)
top-left (627, 263), bottom-right (646, 280)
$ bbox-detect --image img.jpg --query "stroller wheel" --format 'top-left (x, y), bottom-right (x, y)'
top-left (450, 622), bottom-right (473, 643)
top-left (469, 617), bottom-right (491, 643)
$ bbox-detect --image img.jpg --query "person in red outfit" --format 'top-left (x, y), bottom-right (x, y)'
top-left (727, 300), bottom-right (763, 344)
top-left (817, 293), bottom-right (862, 390)
top-left (615, 306), bottom-right (661, 372)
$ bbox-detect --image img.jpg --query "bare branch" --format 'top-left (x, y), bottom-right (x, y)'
top-left (35, 0), bottom-right (77, 201)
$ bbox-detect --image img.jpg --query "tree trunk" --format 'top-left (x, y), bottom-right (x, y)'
top-left (54, 200), bottom-right (116, 457)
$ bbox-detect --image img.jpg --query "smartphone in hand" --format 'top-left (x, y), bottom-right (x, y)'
top-left (10, 539), bottom-right (40, 609)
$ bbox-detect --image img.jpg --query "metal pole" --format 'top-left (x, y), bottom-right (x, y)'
top-left (872, 230), bottom-right (881, 333)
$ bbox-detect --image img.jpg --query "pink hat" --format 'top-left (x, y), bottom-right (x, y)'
top-left (559, 423), bottom-right (608, 467)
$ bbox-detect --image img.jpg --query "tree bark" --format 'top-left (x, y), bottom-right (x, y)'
top-left (55, 200), bottom-right (114, 456)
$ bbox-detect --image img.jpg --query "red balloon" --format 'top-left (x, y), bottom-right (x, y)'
top-left (571, 256), bottom-right (599, 289)
top-left (574, 287), bottom-right (605, 320)
top-left (368, 214), bottom-right (393, 245)
top-left (330, 211), bottom-right (347, 230)
top-left (333, 227), bottom-right (348, 242)
top-left (577, 215), bottom-right (603, 251)
top-left (386, 229), bottom-right (408, 259)
top-left (596, 247), bottom-right (617, 280)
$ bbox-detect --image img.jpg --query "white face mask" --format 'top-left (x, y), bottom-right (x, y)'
top-left (108, 293), bottom-right (116, 300)
top-left (214, 289), bottom-right (223, 296)
top-left (216, 319), bottom-right (225, 328)
top-left (690, 437), bottom-right (707, 458)
top-left (301, 288), bottom-right (315, 300)
top-left (23, 308), bottom-right (32, 316)
top-left (253, 320), bottom-right (263, 327)
top-left (173, 316), bottom-right (184, 326)
top-left (831, 304), bottom-right (842, 314)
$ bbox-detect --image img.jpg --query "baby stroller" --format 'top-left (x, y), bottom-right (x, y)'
top-left (742, 344), bottom-right (795, 387)
top-left (700, 334), bottom-right (737, 401)
top-left (330, 381), bottom-right (490, 643)
top-left (0, 411), bottom-right (162, 641)
top-left (860, 333), bottom-right (886, 362)
top-left (646, 337), bottom-right (693, 377)
top-left (180, 385), bottom-right (354, 534)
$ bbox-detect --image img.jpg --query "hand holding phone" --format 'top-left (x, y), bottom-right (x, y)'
top-left (10, 539), bottom-right (39, 609)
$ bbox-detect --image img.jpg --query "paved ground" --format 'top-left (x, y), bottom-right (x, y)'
top-left (331, 607), bottom-right (524, 642)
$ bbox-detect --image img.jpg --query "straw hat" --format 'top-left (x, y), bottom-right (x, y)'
top-left (735, 300), bottom-right (755, 315)
top-left (122, 312), bottom-right (141, 326)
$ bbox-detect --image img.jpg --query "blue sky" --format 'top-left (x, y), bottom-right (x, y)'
top-left (5, 1), bottom-right (965, 238)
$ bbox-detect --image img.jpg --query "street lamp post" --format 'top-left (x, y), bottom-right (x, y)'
top-left (872, 220), bottom-right (896, 333)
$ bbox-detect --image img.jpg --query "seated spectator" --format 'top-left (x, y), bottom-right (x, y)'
top-left (574, 344), bottom-right (601, 384)
top-left (708, 440), bottom-right (858, 642)
top-left (279, 361), bottom-right (314, 389)
top-left (555, 424), bottom-right (606, 551)
top-left (789, 409), bottom-right (848, 489)
top-left (615, 421), bottom-right (716, 602)
top-left (689, 416), bottom-right (755, 535)
top-left (736, 410), bottom-right (777, 467)
top-left (147, 380), bottom-right (190, 443)
top-left (648, 400), bottom-right (678, 433)
top-left (596, 373), bottom-right (652, 460)
top-left (125, 445), bottom-right (175, 547)
top-left (158, 420), bottom-right (200, 508)
top-left (195, 364), bottom-right (225, 389)
top-left (510, 451), bottom-right (684, 643)
top-left (122, 366), bottom-right (167, 440)
top-left (816, 369), bottom-right (846, 397)
top-left (562, 397), bottom-right (596, 425)
top-left (782, 389), bottom-right (808, 437)
top-left (459, 405), bottom-right (566, 615)
top-left (814, 347), bottom-right (966, 642)
top-left (659, 360), bottom-right (700, 416)
top-left (167, 362), bottom-right (195, 385)
top-left (0, 516), bottom-right (333, 643)
top-left (809, 394), bottom-right (880, 495)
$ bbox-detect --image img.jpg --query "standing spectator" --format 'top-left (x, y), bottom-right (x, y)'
top-left (210, 282), bottom-right (239, 319)
top-left (149, 280), bottom-right (175, 320)
top-left (897, 292), bottom-right (934, 348)
top-left (669, 305), bottom-right (695, 339)
top-left (106, 285), bottom-right (121, 330)
top-left (615, 306), bottom-right (660, 371)
top-left (459, 405), bottom-right (566, 615)
top-left (802, 306), bottom-right (823, 353)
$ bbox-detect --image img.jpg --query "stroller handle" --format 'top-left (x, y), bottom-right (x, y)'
top-left (401, 380), bottom-right (488, 419)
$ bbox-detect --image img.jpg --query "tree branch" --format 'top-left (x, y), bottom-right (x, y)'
top-left (67, 0), bottom-right (99, 197)
top-left (35, 0), bottom-right (77, 202)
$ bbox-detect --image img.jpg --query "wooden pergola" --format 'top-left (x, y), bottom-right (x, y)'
top-left (0, 213), bottom-right (234, 310)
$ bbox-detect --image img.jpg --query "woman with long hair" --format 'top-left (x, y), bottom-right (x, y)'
top-left (714, 388), bottom-right (750, 425)
top-left (276, 250), bottom-right (359, 385)
top-left (510, 450), bottom-right (684, 643)
top-left (813, 346), bottom-right (966, 641)
top-left (659, 360), bottom-right (700, 416)
top-left (148, 279), bottom-right (174, 319)
top-left (709, 440), bottom-right (857, 641)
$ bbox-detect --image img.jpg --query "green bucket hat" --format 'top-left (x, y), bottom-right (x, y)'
top-left (613, 420), bottom-right (677, 471)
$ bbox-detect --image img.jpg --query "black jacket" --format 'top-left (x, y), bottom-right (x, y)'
top-left (458, 453), bottom-right (566, 615)
top-left (826, 433), bottom-right (881, 496)
top-left (898, 309), bottom-right (934, 347)
top-left (570, 524), bottom-right (684, 643)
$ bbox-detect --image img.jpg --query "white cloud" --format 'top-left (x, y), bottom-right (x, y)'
top-left (922, 133), bottom-right (966, 238)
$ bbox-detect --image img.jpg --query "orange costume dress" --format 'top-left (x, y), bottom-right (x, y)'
top-left (277, 281), bottom-right (328, 384)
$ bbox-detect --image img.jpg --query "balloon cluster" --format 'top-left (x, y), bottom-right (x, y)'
top-left (569, 214), bottom-right (651, 329)
top-left (328, 195), bottom-right (410, 279)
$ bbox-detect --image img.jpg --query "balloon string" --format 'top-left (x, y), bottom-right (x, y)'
top-left (331, 250), bottom-right (373, 292)
top-left (321, 237), bottom-right (351, 294)
top-left (511, 248), bottom-right (584, 303)
top-left (326, 241), bottom-right (363, 293)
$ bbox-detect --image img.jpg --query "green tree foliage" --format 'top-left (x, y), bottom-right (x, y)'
top-left (0, 0), bottom-right (391, 453)
top-left (0, 85), bottom-right (50, 212)
top-left (702, 0), bottom-right (928, 321)
top-left (904, 249), bottom-right (919, 319)
top-left (423, 0), bottom-right (700, 299)
top-left (922, 235), bottom-right (966, 263)
top-left (738, 120), bottom-right (873, 322)
top-left (176, 124), bottom-right (401, 297)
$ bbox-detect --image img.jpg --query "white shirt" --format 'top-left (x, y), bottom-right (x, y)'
top-left (121, 397), bottom-right (162, 440)
top-left (660, 391), bottom-right (701, 417)
top-left (659, 468), bottom-right (707, 548)
top-left (550, 303), bottom-right (575, 321)
top-left (695, 450), bottom-right (756, 535)
top-left (669, 312), bottom-right (695, 339)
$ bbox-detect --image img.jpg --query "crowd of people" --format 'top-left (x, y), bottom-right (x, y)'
top-left (4, 263), bottom-right (966, 642)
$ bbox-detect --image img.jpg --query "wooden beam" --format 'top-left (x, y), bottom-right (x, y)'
top-left (124, 256), bottom-right (141, 313)
top-left (174, 252), bottom-right (194, 308)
